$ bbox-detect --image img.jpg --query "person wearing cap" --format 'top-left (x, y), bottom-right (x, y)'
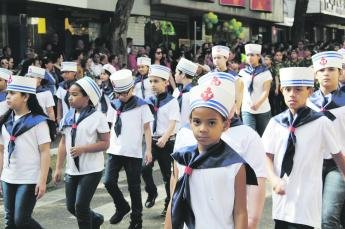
top-left (56, 61), bottom-right (77, 123)
top-left (263, 67), bottom-right (345, 229)
top-left (42, 55), bottom-right (57, 95)
top-left (0, 75), bottom-right (54, 228)
top-left (98, 64), bottom-right (116, 115)
top-left (307, 51), bottom-right (345, 229)
top-left (167, 72), bottom-right (265, 229)
top-left (134, 56), bottom-right (154, 99)
top-left (142, 64), bottom-right (180, 216)
top-left (239, 43), bottom-right (272, 136)
top-left (212, 45), bottom-right (244, 115)
top-left (26, 65), bottom-right (56, 122)
top-left (53, 77), bottom-right (110, 229)
top-left (103, 69), bottom-right (153, 228)
top-left (0, 68), bottom-right (11, 116)
top-left (172, 58), bottom-right (197, 127)
top-left (165, 75), bottom-right (257, 229)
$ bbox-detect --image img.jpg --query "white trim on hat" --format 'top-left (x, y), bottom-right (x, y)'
top-left (280, 67), bottom-right (315, 87)
top-left (245, 44), bottom-right (262, 55)
top-left (61, 62), bottom-right (77, 72)
top-left (212, 45), bottom-right (230, 58)
top-left (176, 58), bottom-right (198, 76)
top-left (0, 68), bottom-right (12, 81)
top-left (149, 65), bottom-right (171, 80)
top-left (137, 57), bottom-right (151, 66)
top-left (312, 51), bottom-right (343, 72)
top-left (110, 69), bottom-right (134, 93)
top-left (26, 66), bottom-right (46, 79)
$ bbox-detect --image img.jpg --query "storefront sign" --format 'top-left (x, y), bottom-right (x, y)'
top-left (321, 0), bottom-right (345, 18)
top-left (250, 0), bottom-right (272, 12)
top-left (219, 0), bottom-right (245, 7)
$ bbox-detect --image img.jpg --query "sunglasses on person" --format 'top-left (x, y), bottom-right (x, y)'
top-left (155, 51), bottom-right (162, 54)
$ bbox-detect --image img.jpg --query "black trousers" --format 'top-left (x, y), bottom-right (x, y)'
top-left (65, 171), bottom-right (103, 229)
top-left (275, 220), bottom-right (314, 229)
top-left (142, 139), bottom-right (174, 207)
top-left (104, 154), bottom-right (143, 223)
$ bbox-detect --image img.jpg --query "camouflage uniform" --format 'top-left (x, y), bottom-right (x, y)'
top-left (299, 58), bottom-right (313, 67)
top-left (284, 59), bottom-right (300, 67)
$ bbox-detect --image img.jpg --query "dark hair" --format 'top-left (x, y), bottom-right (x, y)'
top-left (189, 109), bottom-right (227, 122)
top-left (73, 83), bottom-right (94, 106)
top-left (0, 93), bottom-right (56, 140)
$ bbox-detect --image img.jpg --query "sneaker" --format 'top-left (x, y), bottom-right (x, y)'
top-left (128, 221), bottom-right (142, 229)
top-left (92, 213), bottom-right (104, 229)
top-left (144, 192), bottom-right (158, 208)
top-left (160, 205), bottom-right (168, 217)
top-left (109, 205), bottom-right (131, 224)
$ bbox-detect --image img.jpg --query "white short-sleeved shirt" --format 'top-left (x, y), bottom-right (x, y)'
top-left (0, 100), bottom-right (8, 116)
top-left (262, 116), bottom-right (341, 228)
top-left (1, 121), bottom-right (51, 184)
top-left (307, 100), bottom-right (345, 156)
top-left (152, 98), bottom-right (180, 136)
top-left (107, 103), bottom-right (153, 158)
top-left (172, 88), bottom-right (191, 128)
top-left (239, 69), bottom-right (272, 114)
top-left (134, 78), bottom-right (154, 100)
top-left (37, 90), bottom-right (55, 115)
top-left (222, 125), bottom-right (267, 178)
top-left (173, 125), bottom-right (266, 178)
top-left (62, 111), bottom-right (110, 175)
top-left (55, 86), bottom-right (69, 118)
top-left (176, 162), bottom-right (242, 229)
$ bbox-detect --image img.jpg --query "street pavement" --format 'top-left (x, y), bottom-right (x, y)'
top-left (0, 164), bottom-right (275, 229)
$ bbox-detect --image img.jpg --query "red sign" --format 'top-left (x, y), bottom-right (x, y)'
top-left (219, 0), bottom-right (245, 7)
top-left (250, 0), bottom-right (272, 11)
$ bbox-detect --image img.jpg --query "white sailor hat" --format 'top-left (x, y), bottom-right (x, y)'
top-left (176, 58), bottom-right (198, 76)
top-left (245, 44), bottom-right (262, 55)
top-left (26, 66), bottom-right (46, 79)
top-left (312, 51), bottom-right (343, 72)
top-left (0, 68), bottom-right (12, 81)
top-left (137, 57), bottom-right (151, 66)
top-left (337, 49), bottom-right (345, 65)
top-left (102, 64), bottom-right (116, 75)
top-left (110, 69), bottom-right (134, 92)
top-left (149, 64), bottom-right (171, 80)
top-left (7, 75), bottom-right (36, 94)
top-left (61, 62), bottom-right (77, 72)
top-left (198, 71), bottom-right (237, 88)
top-left (190, 75), bottom-right (235, 118)
top-left (75, 77), bottom-right (102, 106)
top-left (279, 67), bottom-right (315, 88)
top-left (212, 45), bottom-right (230, 58)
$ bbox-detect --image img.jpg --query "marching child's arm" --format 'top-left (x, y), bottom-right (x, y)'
top-left (234, 165), bottom-right (248, 229)
top-left (56, 99), bottom-right (63, 123)
top-left (47, 106), bottom-right (56, 122)
top-left (164, 162), bottom-right (179, 229)
top-left (36, 142), bottom-right (51, 200)
top-left (70, 132), bottom-right (110, 158)
top-left (144, 122), bottom-right (152, 164)
top-left (266, 153), bottom-right (285, 195)
top-left (332, 152), bottom-right (345, 177)
top-left (235, 78), bottom-right (244, 115)
top-left (156, 120), bottom-right (176, 148)
top-left (54, 135), bottom-right (67, 184)
top-left (0, 144), bottom-right (3, 194)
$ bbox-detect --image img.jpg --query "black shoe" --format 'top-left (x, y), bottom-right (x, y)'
top-left (92, 213), bottom-right (104, 229)
top-left (145, 192), bottom-right (158, 208)
top-left (128, 221), bottom-right (142, 229)
top-left (109, 205), bottom-right (131, 224)
top-left (160, 206), bottom-right (167, 217)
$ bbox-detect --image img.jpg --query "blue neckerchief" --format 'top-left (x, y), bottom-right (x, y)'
top-left (147, 92), bottom-right (174, 133)
top-left (230, 114), bottom-right (243, 127)
top-left (111, 96), bottom-right (147, 136)
top-left (274, 107), bottom-right (323, 177)
top-left (59, 80), bottom-right (76, 109)
top-left (99, 83), bottom-right (114, 113)
top-left (0, 91), bottom-right (7, 102)
top-left (213, 68), bottom-right (238, 77)
top-left (4, 112), bottom-right (47, 165)
top-left (177, 83), bottom-right (193, 111)
top-left (36, 86), bottom-right (50, 93)
top-left (134, 74), bottom-right (148, 99)
top-left (171, 140), bottom-right (257, 229)
top-left (44, 71), bottom-right (56, 84)
top-left (61, 106), bottom-right (96, 170)
top-left (243, 64), bottom-right (268, 94)
top-left (309, 88), bottom-right (345, 120)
